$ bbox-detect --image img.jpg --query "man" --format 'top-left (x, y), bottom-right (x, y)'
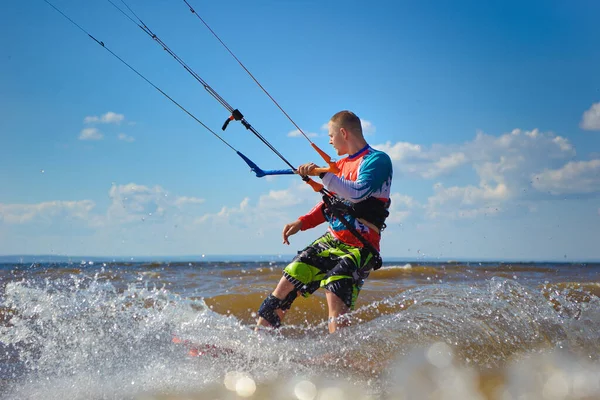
top-left (256, 110), bottom-right (393, 333)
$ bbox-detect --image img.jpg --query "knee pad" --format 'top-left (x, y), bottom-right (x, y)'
top-left (279, 290), bottom-right (298, 311)
top-left (257, 291), bottom-right (299, 327)
top-left (258, 294), bottom-right (283, 328)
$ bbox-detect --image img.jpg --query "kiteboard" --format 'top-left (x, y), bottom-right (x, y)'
top-left (172, 333), bottom-right (382, 375)
top-left (172, 334), bottom-right (237, 358)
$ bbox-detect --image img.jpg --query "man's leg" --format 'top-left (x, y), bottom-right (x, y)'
top-left (255, 276), bottom-right (297, 330)
top-left (256, 234), bottom-right (335, 330)
top-left (325, 290), bottom-right (351, 333)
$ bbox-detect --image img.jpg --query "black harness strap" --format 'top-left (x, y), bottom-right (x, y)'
top-left (321, 193), bottom-right (383, 270)
top-left (325, 196), bottom-right (390, 231)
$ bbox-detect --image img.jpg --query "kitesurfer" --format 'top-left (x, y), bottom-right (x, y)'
top-left (256, 110), bottom-right (393, 333)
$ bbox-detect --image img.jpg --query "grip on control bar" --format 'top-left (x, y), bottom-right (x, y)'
top-left (311, 143), bottom-right (339, 174)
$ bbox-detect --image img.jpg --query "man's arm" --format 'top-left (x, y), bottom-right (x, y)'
top-left (322, 151), bottom-right (392, 202)
top-left (282, 201), bottom-right (326, 245)
top-left (298, 201), bottom-right (326, 230)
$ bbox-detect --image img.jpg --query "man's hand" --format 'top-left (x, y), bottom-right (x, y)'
top-left (296, 162), bottom-right (321, 176)
top-left (282, 219), bottom-right (303, 245)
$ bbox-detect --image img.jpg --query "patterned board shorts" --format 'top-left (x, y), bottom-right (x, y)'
top-left (283, 232), bottom-right (378, 310)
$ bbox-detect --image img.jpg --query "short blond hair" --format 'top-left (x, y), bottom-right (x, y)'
top-left (330, 110), bottom-right (362, 136)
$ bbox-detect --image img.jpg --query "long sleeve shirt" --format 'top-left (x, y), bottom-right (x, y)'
top-left (298, 144), bottom-right (393, 250)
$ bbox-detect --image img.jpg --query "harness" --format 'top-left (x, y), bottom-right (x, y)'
top-left (323, 196), bottom-right (390, 231)
top-left (320, 194), bottom-right (391, 271)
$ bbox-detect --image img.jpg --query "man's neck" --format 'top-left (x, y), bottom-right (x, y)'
top-left (347, 140), bottom-right (369, 157)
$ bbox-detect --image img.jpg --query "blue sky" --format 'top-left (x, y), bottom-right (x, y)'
top-left (1, 0), bottom-right (599, 261)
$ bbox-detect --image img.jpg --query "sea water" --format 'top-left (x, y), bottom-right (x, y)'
top-left (1, 261), bottom-right (599, 399)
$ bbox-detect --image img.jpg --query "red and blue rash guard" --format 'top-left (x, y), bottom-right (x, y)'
top-left (298, 145), bottom-right (393, 251)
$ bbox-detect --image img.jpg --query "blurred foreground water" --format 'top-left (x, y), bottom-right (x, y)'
top-left (1, 261), bottom-right (599, 399)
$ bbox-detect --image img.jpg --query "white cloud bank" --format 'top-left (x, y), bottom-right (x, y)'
top-left (426, 183), bottom-right (507, 219)
top-left (376, 128), bottom-right (574, 181)
top-left (0, 182), bottom-right (319, 254)
top-left (0, 184), bottom-right (204, 229)
top-left (105, 183), bottom-right (204, 225)
top-left (532, 159), bottom-right (600, 195)
top-left (7, 126), bottom-right (592, 230)
top-left (580, 102), bottom-right (600, 131)
top-left (0, 200), bottom-right (96, 224)
top-left (386, 193), bottom-right (420, 224)
top-left (2, 123), bottom-right (599, 257)
top-left (194, 183), bottom-right (315, 230)
top-left (375, 141), bottom-right (469, 179)
top-left (375, 127), bottom-right (589, 219)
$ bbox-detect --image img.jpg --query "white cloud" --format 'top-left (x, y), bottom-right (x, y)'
top-left (174, 197), bottom-right (205, 207)
top-left (106, 183), bottom-right (203, 225)
top-left (375, 141), bottom-right (468, 178)
top-left (468, 130), bottom-right (575, 200)
top-left (423, 152), bottom-right (467, 179)
top-left (194, 183), bottom-right (316, 229)
top-left (0, 183), bottom-right (206, 230)
top-left (104, 112), bottom-right (124, 124)
top-left (118, 133), bottom-right (135, 142)
top-left (0, 182), bottom-right (311, 235)
top-left (84, 111), bottom-right (125, 125)
top-left (287, 129), bottom-right (317, 138)
top-left (377, 128), bottom-right (575, 192)
top-left (258, 189), bottom-right (304, 209)
top-left (468, 129), bottom-right (574, 162)
top-left (431, 182), bottom-right (509, 206)
top-left (79, 127), bottom-right (103, 141)
top-left (0, 181), bottom-right (412, 255)
top-left (532, 159), bottom-right (600, 195)
top-left (553, 136), bottom-right (573, 152)
top-left (391, 193), bottom-right (420, 209)
top-left (217, 197), bottom-right (250, 218)
top-left (426, 182), bottom-right (508, 219)
top-left (374, 141), bottom-right (423, 162)
top-left (361, 119), bottom-right (376, 135)
top-left (195, 197), bottom-right (259, 227)
top-left (580, 102), bottom-right (600, 131)
top-left (386, 193), bottom-right (420, 223)
top-left (0, 200), bottom-right (95, 224)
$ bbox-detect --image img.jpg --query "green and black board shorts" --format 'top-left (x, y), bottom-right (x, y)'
top-left (283, 232), bottom-right (378, 310)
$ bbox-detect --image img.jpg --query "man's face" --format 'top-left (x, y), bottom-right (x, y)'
top-left (328, 122), bottom-right (347, 156)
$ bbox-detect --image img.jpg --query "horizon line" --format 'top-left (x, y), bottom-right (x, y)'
top-left (1, 254), bottom-right (598, 264)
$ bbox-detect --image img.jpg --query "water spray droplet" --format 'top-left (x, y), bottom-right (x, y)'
top-left (294, 380), bottom-right (317, 400)
top-left (426, 342), bottom-right (453, 368)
